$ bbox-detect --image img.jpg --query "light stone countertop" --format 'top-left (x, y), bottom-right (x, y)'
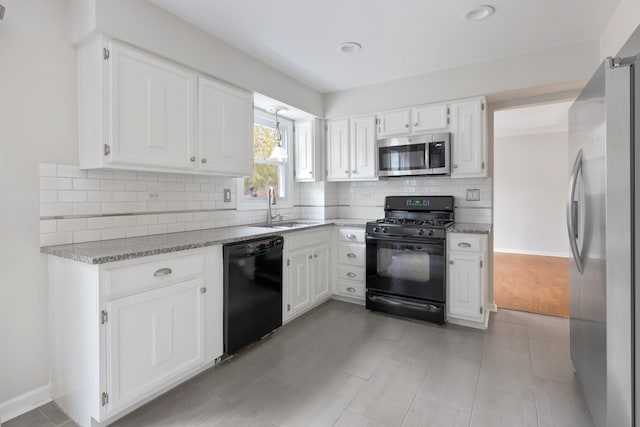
top-left (41, 219), bottom-right (370, 264)
top-left (447, 223), bottom-right (492, 234)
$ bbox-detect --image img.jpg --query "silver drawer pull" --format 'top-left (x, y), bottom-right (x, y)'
top-left (346, 233), bottom-right (357, 240)
top-left (347, 253), bottom-right (357, 258)
top-left (347, 272), bottom-right (356, 278)
top-left (154, 268), bottom-right (172, 277)
top-left (347, 287), bottom-right (356, 293)
top-left (458, 242), bottom-right (471, 248)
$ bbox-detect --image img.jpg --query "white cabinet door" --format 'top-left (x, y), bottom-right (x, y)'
top-left (350, 115), bottom-right (377, 180)
top-left (448, 253), bottom-right (483, 322)
top-left (197, 77), bottom-right (253, 176)
top-left (288, 248), bottom-right (313, 316)
top-left (313, 244), bottom-right (331, 301)
top-left (326, 119), bottom-right (350, 181)
top-left (450, 98), bottom-right (486, 178)
top-left (108, 42), bottom-right (196, 171)
top-left (294, 120), bottom-right (315, 182)
top-left (377, 110), bottom-right (411, 138)
top-left (412, 104), bottom-right (449, 133)
top-left (105, 278), bottom-right (204, 414)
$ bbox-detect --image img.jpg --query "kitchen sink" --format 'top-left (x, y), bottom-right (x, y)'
top-left (252, 221), bottom-right (319, 229)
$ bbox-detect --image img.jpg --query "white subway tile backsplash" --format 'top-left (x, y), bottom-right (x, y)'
top-left (101, 202), bottom-right (126, 214)
top-left (41, 203), bottom-right (73, 217)
top-left (40, 191), bottom-right (58, 203)
top-left (101, 180), bottom-right (125, 191)
top-left (73, 203), bottom-right (101, 215)
top-left (88, 170), bottom-right (113, 180)
top-left (40, 232), bottom-right (73, 247)
top-left (125, 225), bottom-right (148, 238)
top-left (113, 192), bottom-right (138, 202)
top-left (88, 191), bottom-right (114, 202)
top-left (41, 177), bottom-right (72, 191)
top-left (57, 165), bottom-right (87, 178)
top-left (73, 178), bottom-right (101, 191)
top-left (113, 216), bottom-right (137, 227)
top-left (148, 224), bottom-right (169, 235)
top-left (57, 218), bottom-right (88, 232)
top-left (73, 229), bottom-right (102, 243)
top-left (40, 220), bottom-right (57, 234)
top-left (113, 170), bottom-right (137, 180)
top-left (88, 217), bottom-right (114, 230)
top-left (125, 180), bottom-right (147, 191)
top-left (58, 191), bottom-right (87, 203)
top-left (101, 228), bottom-right (126, 241)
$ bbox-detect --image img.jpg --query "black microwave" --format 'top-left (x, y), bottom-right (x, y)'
top-left (377, 133), bottom-right (450, 177)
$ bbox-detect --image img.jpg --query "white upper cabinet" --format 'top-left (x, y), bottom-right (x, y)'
top-left (326, 115), bottom-right (377, 181)
top-left (377, 103), bottom-right (448, 138)
top-left (197, 77), bottom-right (253, 176)
top-left (450, 98), bottom-right (486, 178)
top-left (294, 120), bottom-right (315, 182)
top-left (377, 109), bottom-right (411, 138)
top-left (412, 104), bottom-right (449, 133)
top-left (350, 115), bottom-right (377, 180)
top-left (326, 119), bottom-right (350, 180)
top-left (78, 36), bottom-right (253, 177)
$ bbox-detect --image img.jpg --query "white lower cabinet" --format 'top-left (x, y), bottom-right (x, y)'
top-left (447, 233), bottom-right (489, 329)
top-left (334, 227), bottom-right (366, 302)
top-left (283, 229), bottom-right (331, 322)
top-left (48, 247), bottom-right (223, 427)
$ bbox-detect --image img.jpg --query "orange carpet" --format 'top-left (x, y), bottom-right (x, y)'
top-left (493, 252), bottom-right (570, 318)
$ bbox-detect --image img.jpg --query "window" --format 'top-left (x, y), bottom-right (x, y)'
top-left (237, 110), bottom-right (292, 209)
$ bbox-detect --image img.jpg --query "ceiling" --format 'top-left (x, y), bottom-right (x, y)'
top-left (150, 0), bottom-right (620, 94)
top-left (494, 101), bottom-right (573, 138)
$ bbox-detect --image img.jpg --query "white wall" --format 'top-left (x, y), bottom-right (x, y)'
top-left (493, 131), bottom-right (569, 256)
top-left (600, 0), bottom-right (640, 58)
top-left (324, 40), bottom-right (600, 118)
top-left (0, 0), bottom-right (78, 409)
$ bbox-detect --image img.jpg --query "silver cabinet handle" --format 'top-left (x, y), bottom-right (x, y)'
top-left (352, 170), bottom-right (357, 174)
top-left (347, 253), bottom-right (356, 258)
top-left (201, 158), bottom-right (207, 164)
top-left (413, 122), bottom-right (418, 126)
top-left (453, 164), bottom-right (458, 168)
top-left (405, 124), bottom-right (409, 128)
top-left (347, 272), bottom-right (356, 278)
top-left (449, 260), bottom-right (454, 265)
top-left (309, 170), bottom-right (312, 174)
top-left (190, 156), bottom-right (196, 162)
top-left (314, 253), bottom-right (318, 258)
top-left (567, 149), bottom-right (584, 274)
top-left (458, 242), bottom-right (471, 248)
top-left (347, 287), bottom-right (356, 293)
top-left (346, 233), bottom-right (356, 240)
top-left (200, 287), bottom-right (207, 293)
top-left (308, 255), bottom-right (313, 260)
top-left (154, 268), bottom-right (172, 277)
top-left (345, 170), bottom-right (349, 174)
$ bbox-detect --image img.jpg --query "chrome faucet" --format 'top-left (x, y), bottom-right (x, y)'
top-left (267, 186), bottom-right (282, 224)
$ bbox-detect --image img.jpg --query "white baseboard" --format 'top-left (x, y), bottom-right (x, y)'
top-left (494, 248), bottom-right (570, 258)
top-left (0, 384), bottom-right (51, 423)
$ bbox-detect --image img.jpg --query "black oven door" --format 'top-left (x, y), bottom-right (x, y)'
top-left (366, 236), bottom-right (445, 302)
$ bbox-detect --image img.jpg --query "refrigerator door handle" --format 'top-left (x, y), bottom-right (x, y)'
top-left (566, 149), bottom-right (584, 274)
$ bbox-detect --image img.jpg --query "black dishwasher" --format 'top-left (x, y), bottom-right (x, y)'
top-left (223, 236), bottom-right (283, 355)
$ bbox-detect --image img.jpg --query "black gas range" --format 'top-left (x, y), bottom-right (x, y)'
top-left (365, 196), bottom-right (454, 324)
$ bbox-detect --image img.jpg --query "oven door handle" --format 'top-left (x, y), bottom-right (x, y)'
top-left (368, 294), bottom-right (441, 312)
top-left (365, 235), bottom-right (444, 245)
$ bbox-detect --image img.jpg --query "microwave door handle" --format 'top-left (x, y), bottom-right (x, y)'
top-left (566, 149), bottom-right (584, 275)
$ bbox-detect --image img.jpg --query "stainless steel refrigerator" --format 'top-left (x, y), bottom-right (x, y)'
top-left (567, 53), bottom-right (639, 427)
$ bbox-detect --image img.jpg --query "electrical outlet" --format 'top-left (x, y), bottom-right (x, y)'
top-left (224, 188), bottom-right (231, 203)
top-left (148, 192), bottom-right (160, 199)
top-left (466, 189), bottom-right (480, 201)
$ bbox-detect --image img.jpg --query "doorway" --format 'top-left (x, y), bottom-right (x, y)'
top-left (492, 101), bottom-right (573, 317)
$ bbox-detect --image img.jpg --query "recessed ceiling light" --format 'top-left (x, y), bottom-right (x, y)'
top-left (339, 42), bottom-right (362, 54)
top-left (465, 5), bottom-right (494, 21)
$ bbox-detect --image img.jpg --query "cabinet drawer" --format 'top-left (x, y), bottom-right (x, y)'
top-left (448, 234), bottom-right (484, 253)
top-left (337, 265), bottom-right (365, 283)
top-left (338, 242), bottom-right (365, 267)
top-left (105, 253), bottom-right (205, 298)
top-left (287, 228), bottom-right (330, 250)
top-left (337, 280), bottom-right (365, 299)
top-left (337, 227), bottom-right (365, 243)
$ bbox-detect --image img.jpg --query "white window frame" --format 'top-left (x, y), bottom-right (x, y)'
top-left (236, 109), bottom-right (293, 211)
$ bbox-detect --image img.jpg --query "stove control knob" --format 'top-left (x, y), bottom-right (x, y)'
top-left (427, 229), bottom-right (434, 237)
top-left (382, 227), bottom-right (389, 233)
top-left (418, 229), bottom-right (425, 236)
top-left (373, 226), bottom-right (380, 233)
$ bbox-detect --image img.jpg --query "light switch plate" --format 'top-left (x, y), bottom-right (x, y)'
top-left (223, 188), bottom-right (231, 202)
top-left (466, 189), bottom-right (480, 201)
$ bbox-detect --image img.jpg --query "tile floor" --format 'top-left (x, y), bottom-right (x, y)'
top-left (4, 300), bottom-right (594, 427)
